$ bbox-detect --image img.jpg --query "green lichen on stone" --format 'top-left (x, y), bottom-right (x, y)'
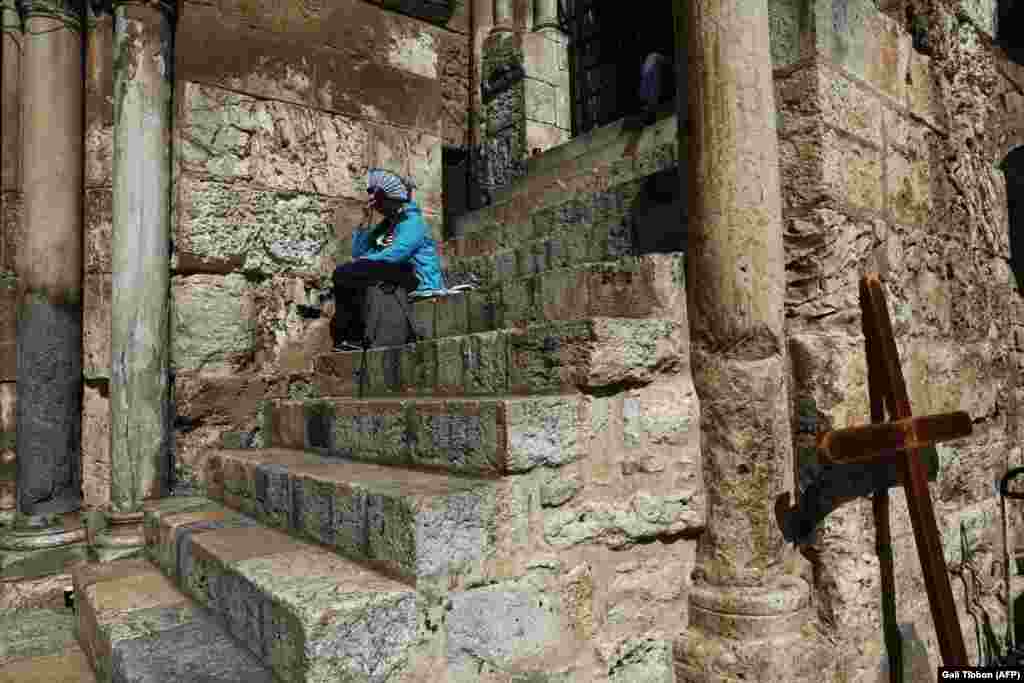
top-left (288, 381), bottom-right (318, 401)
top-left (0, 270), bottom-right (17, 290)
top-left (172, 273), bottom-right (255, 372)
top-left (181, 181), bottom-right (333, 278)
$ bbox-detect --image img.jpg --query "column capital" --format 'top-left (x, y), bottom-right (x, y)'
top-left (18, 0), bottom-right (85, 26)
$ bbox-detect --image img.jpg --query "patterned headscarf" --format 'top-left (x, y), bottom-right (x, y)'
top-left (367, 168), bottom-right (416, 202)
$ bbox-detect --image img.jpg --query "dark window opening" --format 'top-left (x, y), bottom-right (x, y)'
top-left (442, 146), bottom-right (492, 240)
top-left (1003, 146), bottom-right (1024, 293)
top-left (999, 0), bottom-right (1024, 64)
top-left (565, 0), bottom-right (677, 136)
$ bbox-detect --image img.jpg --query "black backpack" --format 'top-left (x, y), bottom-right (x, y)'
top-left (363, 281), bottom-right (419, 348)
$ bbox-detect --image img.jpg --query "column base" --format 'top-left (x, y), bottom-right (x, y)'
top-left (674, 576), bottom-right (834, 683)
top-left (0, 512), bottom-right (89, 580)
top-left (90, 510), bottom-right (147, 563)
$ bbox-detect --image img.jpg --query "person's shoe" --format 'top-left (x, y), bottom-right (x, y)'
top-left (409, 288), bottom-right (446, 300)
top-left (333, 340), bottom-right (363, 352)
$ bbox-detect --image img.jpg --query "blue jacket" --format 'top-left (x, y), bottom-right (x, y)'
top-left (352, 201), bottom-right (445, 292)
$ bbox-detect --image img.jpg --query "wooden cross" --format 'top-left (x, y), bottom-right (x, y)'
top-left (814, 273), bottom-right (972, 668)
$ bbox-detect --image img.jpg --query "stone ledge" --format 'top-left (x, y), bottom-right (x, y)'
top-left (312, 316), bottom-right (688, 398)
top-left (412, 254), bottom-right (686, 343)
top-left (196, 451), bottom-right (494, 583)
top-left (71, 558), bottom-right (275, 683)
top-left (266, 394), bottom-right (587, 475)
top-left (141, 504), bottom-right (421, 683)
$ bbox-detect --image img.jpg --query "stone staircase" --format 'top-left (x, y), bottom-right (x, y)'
top-left (4, 113), bottom-right (701, 682)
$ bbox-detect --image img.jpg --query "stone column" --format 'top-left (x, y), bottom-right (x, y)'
top-left (0, 0), bottom-right (89, 578)
top-left (493, 0), bottom-right (513, 31)
top-left (94, 0), bottom-right (174, 560)
top-left (533, 0), bottom-right (556, 29)
top-left (673, 0), bottom-right (823, 680)
top-left (0, 2), bottom-right (23, 529)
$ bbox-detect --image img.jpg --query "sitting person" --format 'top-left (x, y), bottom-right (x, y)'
top-left (330, 168), bottom-right (445, 350)
top-left (625, 51), bottom-right (676, 130)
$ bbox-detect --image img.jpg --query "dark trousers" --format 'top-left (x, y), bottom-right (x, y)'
top-left (332, 260), bottom-right (418, 345)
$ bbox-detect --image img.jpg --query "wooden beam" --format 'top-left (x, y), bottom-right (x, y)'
top-left (816, 412), bottom-right (972, 464)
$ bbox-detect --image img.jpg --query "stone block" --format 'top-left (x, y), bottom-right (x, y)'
top-left (331, 399), bottom-right (411, 463)
top-left (411, 298), bottom-right (437, 339)
top-left (813, 0), bottom-right (910, 101)
top-left (466, 289), bottom-right (500, 333)
top-left (770, 0), bottom-right (813, 68)
top-left (905, 49), bottom-right (942, 127)
top-left (202, 451), bottom-right (493, 583)
top-left (400, 341), bottom-right (437, 393)
top-left (262, 401), bottom-right (304, 451)
top-left (524, 78), bottom-right (557, 125)
top-left (957, 0), bottom-right (997, 36)
top-left (82, 273), bottom-right (111, 380)
top-left (83, 189), bottom-right (112, 274)
top-left (188, 525), bottom-right (420, 682)
top-left (81, 381), bottom-right (110, 510)
top-left (884, 107), bottom-right (929, 152)
top-left (504, 395), bottom-right (582, 472)
top-left (447, 582), bottom-right (562, 679)
top-left (494, 249), bottom-right (519, 282)
top-left (501, 275), bottom-right (537, 327)
top-left (72, 558), bottom-right (275, 683)
top-left (179, 82), bottom-right (369, 198)
top-left (176, 9), bottom-right (318, 109)
top-left (0, 191), bottom-right (23, 273)
top-left (777, 65), bottom-right (883, 145)
top-left (463, 330), bottom-right (509, 394)
top-left (522, 31), bottom-right (563, 86)
top-left (410, 399), bottom-right (503, 473)
top-left (317, 46), bottom-right (444, 134)
top-left (525, 120), bottom-right (570, 156)
top-left (508, 318), bottom-right (687, 393)
top-left (176, 175), bottom-right (336, 278)
top-left (84, 124), bottom-right (112, 190)
top-left (434, 292), bottom-right (469, 338)
top-left (795, 127), bottom-right (883, 211)
top-left (0, 607), bottom-right (79, 666)
top-left (887, 150), bottom-right (932, 226)
top-left (312, 352), bottom-right (359, 397)
top-left (171, 274), bottom-right (255, 373)
top-left (0, 283), bottom-right (15, 382)
top-left (434, 336), bottom-right (465, 394)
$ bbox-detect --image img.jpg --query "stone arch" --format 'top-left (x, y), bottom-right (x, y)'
top-left (1001, 146), bottom-right (1024, 293)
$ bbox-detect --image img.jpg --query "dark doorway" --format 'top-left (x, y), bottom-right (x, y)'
top-left (999, 0), bottom-right (1024, 65)
top-left (442, 146), bottom-right (492, 240)
top-left (564, 0), bottom-right (676, 136)
top-left (1003, 147), bottom-right (1024, 293)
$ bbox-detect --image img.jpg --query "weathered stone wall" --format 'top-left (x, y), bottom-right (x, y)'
top-left (167, 0), bottom-right (469, 487)
top-left (771, 0), bottom-right (1023, 676)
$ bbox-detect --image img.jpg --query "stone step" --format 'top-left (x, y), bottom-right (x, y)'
top-left (71, 558), bottom-right (276, 683)
top-left (266, 394), bottom-right (587, 476)
top-left (313, 316), bottom-right (687, 399)
top-left (452, 112), bottom-right (678, 243)
top-left (181, 451), bottom-right (494, 585)
top-left (0, 608), bottom-right (97, 683)
top-left (407, 254), bottom-right (685, 342)
top-left (138, 500), bottom-right (425, 683)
